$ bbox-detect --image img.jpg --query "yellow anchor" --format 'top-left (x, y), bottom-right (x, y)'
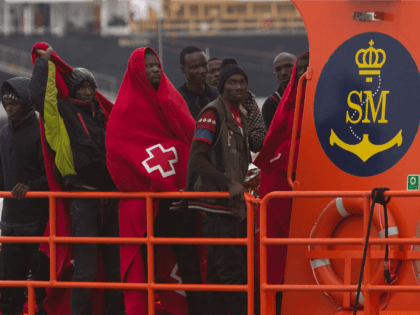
top-left (330, 129), bottom-right (403, 162)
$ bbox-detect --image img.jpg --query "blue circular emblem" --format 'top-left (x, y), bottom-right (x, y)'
top-left (314, 32), bottom-right (420, 177)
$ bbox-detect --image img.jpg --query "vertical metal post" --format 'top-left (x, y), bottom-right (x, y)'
top-left (287, 72), bottom-right (307, 188)
top-left (158, 16), bottom-right (163, 68)
top-left (363, 194), bottom-right (379, 315)
top-left (28, 286), bottom-right (35, 315)
top-left (245, 194), bottom-right (255, 315)
top-left (260, 197), bottom-right (275, 314)
top-left (49, 197), bottom-right (57, 282)
top-left (146, 197), bottom-right (155, 315)
top-left (343, 257), bottom-right (352, 308)
top-left (205, 47), bottom-right (210, 59)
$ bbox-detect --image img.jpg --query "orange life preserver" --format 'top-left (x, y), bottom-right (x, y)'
top-left (309, 197), bottom-right (399, 307)
top-left (412, 220), bottom-right (420, 284)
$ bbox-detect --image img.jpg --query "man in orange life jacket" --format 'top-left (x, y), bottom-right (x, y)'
top-left (30, 46), bottom-right (125, 315)
top-left (261, 52), bottom-right (296, 130)
top-left (187, 58), bottom-right (250, 315)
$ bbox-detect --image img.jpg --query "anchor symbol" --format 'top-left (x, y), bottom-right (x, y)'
top-left (330, 129), bottom-right (403, 162)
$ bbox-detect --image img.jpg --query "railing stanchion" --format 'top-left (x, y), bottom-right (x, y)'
top-left (245, 194), bottom-right (255, 315)
top-left (146, 196), bottom-right (155, 315)
top-left (49, 196), bottom-right (57, 282)
top-left (287, 72), bottom-right (307, 189)
top-left (363, 194), bottom-right (379, 315)
top-left (1, 190), bottom-right (418, 313)
top-left (260, 196), bottom-right (274, 314)
top-left (343, 257), bottom-right (352, 308)
top-left (28, 285), bottom-right (35, 315)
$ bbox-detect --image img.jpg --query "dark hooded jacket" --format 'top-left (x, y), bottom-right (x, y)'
top-left (0, 77), bottom-right (49, 228)
top-left (262, 85), bottom-right (286, 130)
top-left (29, 58), bottom-right (115, 191)
top-left (177, 83), bottom-right (219, 119)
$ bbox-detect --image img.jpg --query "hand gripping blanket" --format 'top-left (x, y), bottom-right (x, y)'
top-left (254, 52), bottom-right (309, 286)
top-left (106, 47), bottom-right (196, 315)
top-left (31, 42), bottom-right (113, 315)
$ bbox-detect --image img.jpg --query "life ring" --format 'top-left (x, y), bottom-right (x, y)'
top-left (412, 220), bottom-right (420, 284)
top-left (309, 197), bottom-right (400, 307)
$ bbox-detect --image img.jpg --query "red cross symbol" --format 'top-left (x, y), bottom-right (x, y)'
top-left (142, 144), bottom-right (178, 178)
top-left (170, 264), bottom-right (186, 297)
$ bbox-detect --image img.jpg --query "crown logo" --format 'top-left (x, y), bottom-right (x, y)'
top-left (355, 40), bottom-right (386, 82)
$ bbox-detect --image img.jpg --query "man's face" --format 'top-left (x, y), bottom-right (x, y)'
top-left (206, 59), bottom-right (222, 88)
top-left (145, 53), bottom-right (161, 90)
top-left (3, 99), bottom-right (23, 121)
top-left (296, 57), bottom-right (309, 81)
top-left (181, 51), bottom-right (208, 85)
top-left (75, 81), bottom-right (95, 102)
top-left (273, 56), bottom-right (295, 88)
top-left (222, 74), bottom-right (248, 105)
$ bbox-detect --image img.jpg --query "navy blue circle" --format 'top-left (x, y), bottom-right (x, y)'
top-left (314, 32), bottom-right (420, 177)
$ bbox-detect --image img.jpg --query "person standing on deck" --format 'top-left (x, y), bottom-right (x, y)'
top-left (30, 46), bottom-right (124, 315)
top-left (187, 58), bottom-right (251, 315)
top-left (0, 77), bottom-right (50, 315)
top-left (262, 52), bottom-right (296, 130)
top-left (178, 46), bottom-right (219, 119)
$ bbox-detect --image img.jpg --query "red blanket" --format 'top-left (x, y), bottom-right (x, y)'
top-left (106, 47), bottom-right (195, 315)
top-left (31, 42), bottom-right (113, 315)
top-left (254, 52), bottom-right (309, 285)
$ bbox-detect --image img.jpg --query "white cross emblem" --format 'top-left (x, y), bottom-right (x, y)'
top-left (142, 144), bottom-right (178, 178)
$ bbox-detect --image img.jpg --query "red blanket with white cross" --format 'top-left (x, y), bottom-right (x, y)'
top-left (106, 47), bottom-right (196, 315)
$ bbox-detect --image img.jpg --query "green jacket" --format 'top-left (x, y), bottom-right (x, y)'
top-left (29, 58), bottom-right (115, 190)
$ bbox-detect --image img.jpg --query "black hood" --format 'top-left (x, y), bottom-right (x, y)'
top-left (1, 77), bottom-right (33, 116)
top-left (66, 68), bottom-right (97, 98)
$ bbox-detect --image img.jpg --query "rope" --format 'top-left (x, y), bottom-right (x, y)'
top-left (353, 188), bottom-right (391, 314)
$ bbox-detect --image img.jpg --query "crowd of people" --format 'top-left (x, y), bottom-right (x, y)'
top-left (0, 43), bottom-right (309, 315)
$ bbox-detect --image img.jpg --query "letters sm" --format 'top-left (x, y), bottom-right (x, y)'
top-left (314, 32), bottom-right (420, 177)
top-left (346, 90), bottom-right (389, 124)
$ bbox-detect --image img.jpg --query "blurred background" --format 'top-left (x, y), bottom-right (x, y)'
top-left (0, 0), bottom-right (309, 130)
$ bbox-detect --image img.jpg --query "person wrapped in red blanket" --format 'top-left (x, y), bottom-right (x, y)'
top-left (106, 47), bottom-right (208, 315)
top-left (29, 43), bottom-right (124, 315)
top-left (253, 52), bottom-right (309, 312)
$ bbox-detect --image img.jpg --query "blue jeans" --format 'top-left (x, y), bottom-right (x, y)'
top-left (69, 189), bottom-right (124, 315)
top-left (201, 213), bottom-right (247, 315)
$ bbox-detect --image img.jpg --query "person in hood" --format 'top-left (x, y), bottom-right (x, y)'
top-left (262, 52), bottom-right (296, 130)
top-left (0, 77), bottom-right (50, 315)
top-left (178, 46), bottom-right (219, 119)
top-left (254, 52), bottom-right (309, 314)
top-left (187, 58), bottom-right (250, 315)
top-left (106, 47), bottom-right (207, 315)
top-left (30, 46), bottom-right (124, 315)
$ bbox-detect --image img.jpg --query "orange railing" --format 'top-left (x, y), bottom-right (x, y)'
top-left (259, 190), bottom-right (420, 315)
top-left (1, 190), bottom-right (420, 315)
top-left (0, 191), bottom-right (255, 315)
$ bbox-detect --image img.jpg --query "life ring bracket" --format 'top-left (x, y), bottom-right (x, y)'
top-left (308, 197), bottom-right (400, 308)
